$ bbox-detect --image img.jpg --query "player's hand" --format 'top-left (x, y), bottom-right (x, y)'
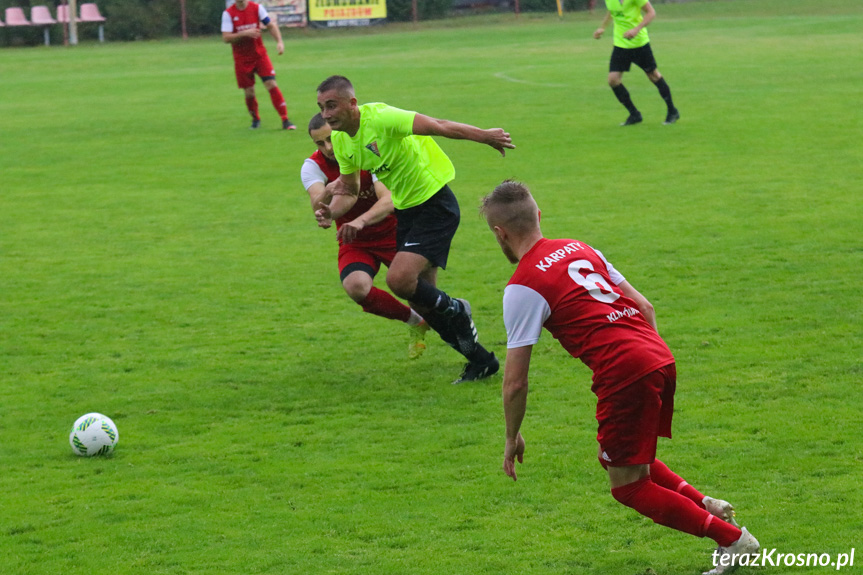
top-left (276, 41), bottom-right (284, 55)
top-left (315, 202), bottom-right (333, 229)
top-left (593, 27), bottom-right (604, 39)
top-left (485, 128), bottom-right (516, 157)
top-left (337, 220), bottom-right (364, 244)
top-left (503, 433), bottom-right (525, 481)
top-left (624, 28), bottom-right (638, 39)
top-left (245, 28), bottom-right (261, 39)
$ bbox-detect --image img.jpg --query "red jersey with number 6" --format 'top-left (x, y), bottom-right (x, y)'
top-left (503, 238), bottom-right (674, 399)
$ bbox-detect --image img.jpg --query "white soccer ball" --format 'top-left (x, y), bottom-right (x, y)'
top-left (69, 413), bottom-right (119, 457)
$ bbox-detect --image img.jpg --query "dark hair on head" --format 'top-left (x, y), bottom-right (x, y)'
top-left (308, 113), bottom-right (327, 134)
top-left (316, 75), bottom-right (354, 95)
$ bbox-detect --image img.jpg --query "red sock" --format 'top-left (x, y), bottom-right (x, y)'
top-left (611, 476), bottom-right (716, 539)
top-left (245, 96), bottom-right (259, 120)
top-left (268, 86), bottom-right (288, 120)
top-left (650, 459), bottom-right (706, 507)
top-left (706, 514), bottom-right (744, 547)
top-left (359, 287), bottom-right (412, 322)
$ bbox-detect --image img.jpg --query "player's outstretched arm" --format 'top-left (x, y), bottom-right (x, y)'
top-left (412, 114), bottom-right (515, 157)
top-left (617, 280), bottom-right (658, 332)
top-left (502, 345), bottom-right (532, 481)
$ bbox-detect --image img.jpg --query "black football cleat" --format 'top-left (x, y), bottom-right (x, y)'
top-left (663, 109), bottom-right (680, 125)
top-left (621, 111), bottom-right (643, 126)
top-left (453, 352), bottom-right (500, 384)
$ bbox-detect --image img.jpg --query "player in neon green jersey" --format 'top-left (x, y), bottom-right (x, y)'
top-left (315, 75), bottom-right (514, 384)
top-left (594, 0), bottom-right (679, 125)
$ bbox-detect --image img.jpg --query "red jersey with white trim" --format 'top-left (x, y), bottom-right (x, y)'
top-left (222, 1), bottom-right (270, 62)
top-left (303, 150), bottom-right (397, 245)
top-left (503, 238), bottom-right (674, 399)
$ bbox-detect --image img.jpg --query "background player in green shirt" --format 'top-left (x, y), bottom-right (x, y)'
top-left (594, 0), bottom-right (679, 125)
top-left (315, 75), bottom-right (514, 384)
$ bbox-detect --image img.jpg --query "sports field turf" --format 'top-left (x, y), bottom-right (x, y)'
top-left (1, 0), bottom-right (861, 573)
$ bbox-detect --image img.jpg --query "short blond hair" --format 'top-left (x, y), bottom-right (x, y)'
top-left (480, 180), bottom-right (540, 234)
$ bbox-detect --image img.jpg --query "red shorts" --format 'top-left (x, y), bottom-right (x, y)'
top-left (337, 241), bottom-right (397, 278)
top-left (595, 363), bottom-right (676, 467)
top-left (234, 55), bottom-right (276, 89)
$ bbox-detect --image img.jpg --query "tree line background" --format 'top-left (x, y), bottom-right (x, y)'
top-left (0, 0), bottom-right (594, 45)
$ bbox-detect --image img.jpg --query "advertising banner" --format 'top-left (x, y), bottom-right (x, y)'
top-left (309, 0), bottom-right (387, 28)
top-left (261, 0), bottom-right (308, 27)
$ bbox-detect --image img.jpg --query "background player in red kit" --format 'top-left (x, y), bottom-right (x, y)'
top-left (301, 114), bottom-right (429, 359)
top-left (480, 180), bottom-right (760, 575)
top-left (222, 0), bottom-right (295, 130)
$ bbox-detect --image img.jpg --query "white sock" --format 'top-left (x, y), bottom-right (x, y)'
top-left (406, 309), bottom-right (424, 326)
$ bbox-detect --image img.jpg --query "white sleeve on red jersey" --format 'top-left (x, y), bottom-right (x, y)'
top-left (503, 284), bottom-right (550, 349)
top-left (221, 11), bottom-right (233, 32)
top-left (301, 158), bottom-right (328, 191)
top-left (594, 248), bottom-right (626, 286)
top-left (258, 4), bottom-right (271, 25)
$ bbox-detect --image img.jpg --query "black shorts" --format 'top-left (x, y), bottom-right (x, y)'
top-left (394, 185), bottom-right (460, 270)
top-left (609, 43), bottom-right (658, 74)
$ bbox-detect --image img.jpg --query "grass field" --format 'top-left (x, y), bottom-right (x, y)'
top-left (1, 0), bottom-right (862, 573)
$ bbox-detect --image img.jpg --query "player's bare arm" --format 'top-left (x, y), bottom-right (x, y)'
top-left (306, 181), bottom-right (333, 228)
top-left (412, 114), bottom-right (515, 157)
top-left (337, 180), bottom-right (395, 244)
top-left (502, 345), bottom-right (532, 481)
top-left (594, 11), bottom-right (612, 39)
top-left (222, 27), bottom-right (261, 44)
top-left (624, 1), bottom-right (655, 39)
top-left (266, 21), bottom-right (284, 55)
top-left (617, 280), bottom-right (658, 331)
top-left (315, 171), bottom-right (360, 226)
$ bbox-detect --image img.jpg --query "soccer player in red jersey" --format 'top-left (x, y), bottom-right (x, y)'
top-left (221, 0), bottom-right (295, 130)
top-left (480, 180), bottom-right (760, 575)
top-left (301, 114), bottom-right (429, 359)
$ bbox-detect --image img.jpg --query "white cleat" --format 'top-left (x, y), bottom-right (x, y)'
top-left (703, 527), bottom-right (760, 575)
top-left (703, 496), bottom-right (740, 527)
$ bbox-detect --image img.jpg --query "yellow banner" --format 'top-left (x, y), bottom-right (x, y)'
top-left (309, 0), bottom-right (387, 23)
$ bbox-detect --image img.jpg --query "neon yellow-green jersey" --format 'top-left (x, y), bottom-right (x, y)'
top-left (604, 0), bottom-right (649, 49)
top-left (331, 103), bottom-right (456, 210)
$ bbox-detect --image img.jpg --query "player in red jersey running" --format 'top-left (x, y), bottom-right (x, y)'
top-left (301, 113), bottom-right (429, 359)
top-left (222, 0), bottom-right (295, 130)
top-left (480, 180), bottom-right (760, 575)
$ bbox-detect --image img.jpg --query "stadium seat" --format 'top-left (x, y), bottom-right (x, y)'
top-left (78, 3), bottom-right (106, 42)
top-left (56, 4), bottom-right (70, 23)
top-left (31, 6), bottom-right (57, 46)
top-left (4, 7), bottom-right (32, 26)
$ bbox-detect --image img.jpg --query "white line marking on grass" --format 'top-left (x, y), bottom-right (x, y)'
top-left (494, 71), bottom-right (567, 88)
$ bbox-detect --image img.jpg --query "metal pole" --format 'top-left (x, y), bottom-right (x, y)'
top-left (69, 0), bottom-right (78, 45)
top-left (412, 0), bottom-right (417, 23)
